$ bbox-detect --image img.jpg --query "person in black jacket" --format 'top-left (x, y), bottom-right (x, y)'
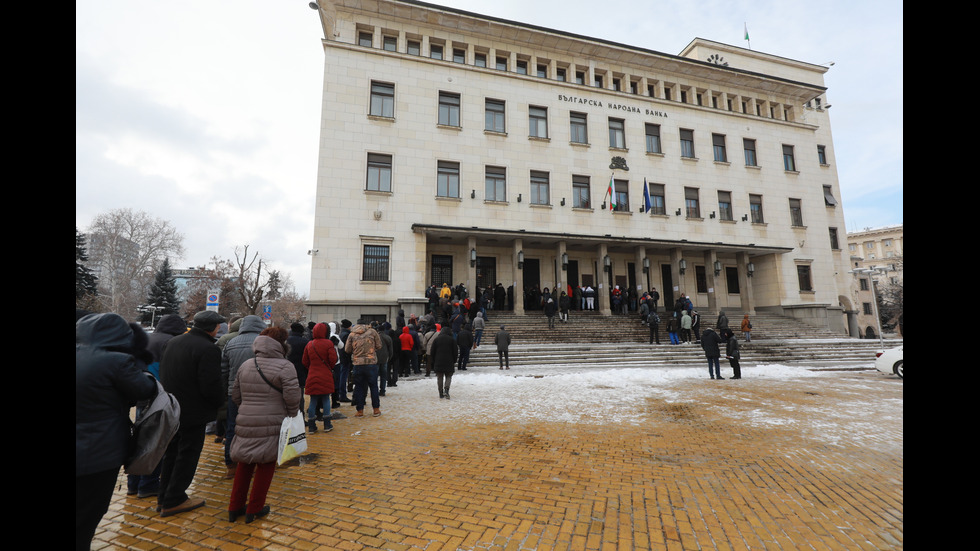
top-left (286, 322), bottom-right (310, 414)
top-left (700, 328), bottom-right (725, 380)
top-left (157, 310), bottom-right (226, 518)
top-left (76, 313), bottom-right (157, 550)
top-left (430, 325), bottom-right (458, 399)
top-left (456, 323), bottom-right (473, 371)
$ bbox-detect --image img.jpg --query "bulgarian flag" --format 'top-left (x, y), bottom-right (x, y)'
top-left (607, 175), bottom-right (616, 211)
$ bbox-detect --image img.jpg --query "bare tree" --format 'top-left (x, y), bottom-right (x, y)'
top-left (234, 245), bottom-right (268, 315)
top-left (86, 208), bottom-right (185, 319)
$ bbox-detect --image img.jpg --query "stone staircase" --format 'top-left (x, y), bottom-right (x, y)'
top-left (449, 309), bottom-right (898, 369)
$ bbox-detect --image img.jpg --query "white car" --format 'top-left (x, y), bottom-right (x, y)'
top-left (875, 346), bottom-right (903, 379)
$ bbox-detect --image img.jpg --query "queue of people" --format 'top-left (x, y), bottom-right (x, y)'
top-left (78, 292), bottom-right (748, 548)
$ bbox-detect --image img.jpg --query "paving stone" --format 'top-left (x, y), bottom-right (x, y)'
top-left (92, 367), bottom-right (902, 550)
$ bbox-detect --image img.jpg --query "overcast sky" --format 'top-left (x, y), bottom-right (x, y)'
top-left (75, 0), bottom-right (903, 296)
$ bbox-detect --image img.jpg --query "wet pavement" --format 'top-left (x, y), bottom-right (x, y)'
top-left (93, 364), bottom-right (903, 550)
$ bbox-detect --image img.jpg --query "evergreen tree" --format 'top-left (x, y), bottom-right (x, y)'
top-left (142, 258), bottom-right (181, 325)
top-left (76, 228), bottom-right (99, 302)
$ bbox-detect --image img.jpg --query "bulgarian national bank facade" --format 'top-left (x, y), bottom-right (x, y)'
top-left (307, 0), bottom-right (852, 334)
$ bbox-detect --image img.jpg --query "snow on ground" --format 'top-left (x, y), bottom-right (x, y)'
top-left (385, 362), bottom-right (863, 428)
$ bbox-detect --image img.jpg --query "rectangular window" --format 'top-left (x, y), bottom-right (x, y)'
top-left (429, 44), bottom-right (443, 60)
top-left (362, 245), bottom-right (390, 282)
top-left (431, 254), bottom-right (453, 288)
top-left (530, 171), bottom-right (549, 205)
top-left (536, 64), bottom-right (547, 78)
top-left (366, 153), bottom-right (392, 192)
top-left (613, 180), bottom-right (629, 212)
top-left (750, 194), bottom-right (764, 223)
top-left (817, 145), bottom-right (827, 165)
top-left (823, 185), bottom-right (838, 207)
top-left (369, 81), bottom-right (395, 118)
top-left (726, 267), bottom-right (740, 294)
top-left (789, 198), bottom-right (804, 226)
top-left (648, 183), bottom-right (665, 215)
top-left (474, 53), bottom-right (487, 67)
top-left (717, 191), bottom-right (733, 221)
top-left (382, 35), bottom-right (397, 51)
top-left (594, 74), bottom-right (604, 88)
top-left (453, 48), bottom-right (465, 64)
top-left (608, 118), bottom-right (626, 149)
top-left (556, 67), bottom-right (566, 81)
top-left (575, 71), bottom-right (585, 85)
top-left (516, 60), bottom-right (527, 74)
top-left (863, 302), bottom-right (873, 315)
top-left (680, 128), bottom-right (695, 158)
top-left (407, 40), bottom-right (420, 56)
top-left (860, 279), bottom-right (869, 291)
top-left (783, 144), bottom-right (797, 171)
top-left (485, 166), bottom-right (506, 202)
top-left (712, 133), bottom-right (727, 162)
top-left (438, 92), bottom-right (460, 127)
top-left (829, 227), bottom-right (840, 250)
top-left (695, 265), bottom-right (707, 294)
top-left (684, 187), bottom-right (700, 218)
top-left (485, 99), bottom-right (505, 133)
top-left (564, 112), bottom-right (586, 144)
top-left (529, 106), bottom-right (548, 138)
top-left (743, 138), bottom-right (757, 166)
top-left (645, 124), bottom-right (662, 154)
top-left (437, 161), bottom-right (460, 198)
top-left (358, 31), bottom-right (373, 47)
top-left (797, 265), bottom-right (813, 292)
top-left (572, 175), bottom-right (590, 208)
top-left (495, 56), bottom-right (507, 71)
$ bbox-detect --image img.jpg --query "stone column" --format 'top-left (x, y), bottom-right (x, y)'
top-left (556, 241), bottom-right (567, 298)
top-left (737, 251), bottom-right (756, 315)
top-left (512, 239), bottom-right (525, 316)
top-left (634, 246), bottom-right (647, 297)
top-left (670, 248), bottom-right (684, 307)
top-left (598, 243), bottom-right (611, 316)
top-left (467, 236), bottom-right (477, 296)
top-left (704, 250), bottom-right (718, 312)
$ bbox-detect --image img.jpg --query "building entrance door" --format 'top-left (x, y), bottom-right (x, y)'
top-left (660, 264), bottom-right (674, 310)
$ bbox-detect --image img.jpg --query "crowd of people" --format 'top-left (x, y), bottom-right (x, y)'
top-left (77, 283), bottom-right (751, 548)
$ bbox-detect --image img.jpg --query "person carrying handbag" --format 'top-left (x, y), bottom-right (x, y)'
top-left (227, 327), bottom-right (300, 524)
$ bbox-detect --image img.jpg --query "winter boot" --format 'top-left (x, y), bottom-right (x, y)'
top-left (307, 419), bottom-right (318, 434)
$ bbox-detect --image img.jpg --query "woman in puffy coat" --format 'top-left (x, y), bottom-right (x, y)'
top-left (227, 327), bottom-right (300, 524)
top-left (302, 322), bottom-right (338, 433)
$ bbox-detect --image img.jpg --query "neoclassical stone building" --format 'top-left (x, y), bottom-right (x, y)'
top-left (306, 0), bottom-right (851, 333)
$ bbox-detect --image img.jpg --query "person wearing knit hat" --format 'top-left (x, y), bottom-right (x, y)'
top-left (156, 310), bottom-right (226, 518)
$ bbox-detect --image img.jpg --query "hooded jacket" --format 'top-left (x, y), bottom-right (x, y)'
top-left (230, 335), bottom-right (300, 464)
top-left (399, 326), bottom-right (414, 351)
top-left (145, 314), bottom-right (187, 379)
top-left (303, 323), bottom-right (337, 395)
top-left (76, 313), bottom-right (157, 476)
top-left (221, 315), bottom-right (267, 396)
top-left (345, 323), bottom-right (382, 365)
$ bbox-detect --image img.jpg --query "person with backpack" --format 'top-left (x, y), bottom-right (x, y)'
top-left (127, 313), bottom-right (186, 499)
top-left (648, 310), bottom-right (661, 344)
top-left (76, 313), bottom-right (158, 550)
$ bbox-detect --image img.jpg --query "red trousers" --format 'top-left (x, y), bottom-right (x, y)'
top-left (229, 462), bottom-right (276, 514)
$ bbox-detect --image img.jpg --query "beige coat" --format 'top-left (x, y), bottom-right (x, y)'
top-left (230, 336), bottom-right (300, 465)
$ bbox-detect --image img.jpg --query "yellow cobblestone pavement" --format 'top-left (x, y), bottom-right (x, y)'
top-left (93, 366), bottom-right (903, 550)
